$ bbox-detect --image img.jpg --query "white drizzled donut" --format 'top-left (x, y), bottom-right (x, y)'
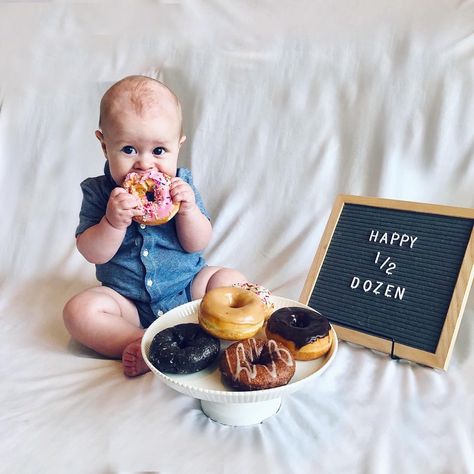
top-left (220, 338), bottom-right (295, 391)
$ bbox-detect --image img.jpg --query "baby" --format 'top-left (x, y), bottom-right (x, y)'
top-left (63, 75), bottom-right (246, 377)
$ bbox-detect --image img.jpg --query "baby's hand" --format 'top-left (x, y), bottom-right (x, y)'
top-left (170, 178), bottom-right (197, 215)
top-left (106, 187), bottom-right (142, 230)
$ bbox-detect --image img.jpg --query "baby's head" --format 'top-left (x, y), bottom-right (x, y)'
top-left (96, 75), bottom-right (186, 185)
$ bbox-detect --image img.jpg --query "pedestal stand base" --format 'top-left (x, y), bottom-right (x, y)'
top-left (200, 398), bottom-right (282, 426)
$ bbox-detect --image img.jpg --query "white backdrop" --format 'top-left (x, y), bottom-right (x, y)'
top-left (1, 1), bottom-right (473, 473)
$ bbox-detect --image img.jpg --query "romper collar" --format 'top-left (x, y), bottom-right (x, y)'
top-left (104, 161), bottom-right (118, 187)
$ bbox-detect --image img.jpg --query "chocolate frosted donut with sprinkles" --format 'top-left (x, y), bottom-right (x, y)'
top-left (219, 338), bottom-right (295, 391)
top-left (266, 307), bottom-right (333, 361)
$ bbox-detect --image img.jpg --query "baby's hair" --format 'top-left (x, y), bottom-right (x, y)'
top-left (99, 75), bottom-right (183, 136)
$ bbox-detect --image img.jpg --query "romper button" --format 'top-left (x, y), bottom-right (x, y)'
top-left (147, 279), bottom-right (153, 287)
top-left (157, 310), bottom-right (164, 316)
top-left (143, 250), bottom-right (149, 257)
top-left (140, 224), bottom-right (146, 229)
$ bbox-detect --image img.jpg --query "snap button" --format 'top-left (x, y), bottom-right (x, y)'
top-left (140, 224), bottom-right (146, 229)
top-left (157, 310), bottom-right (164, 317)
top-left (146, 279), bottom-right (153, 287)
top-left (143, 249), bottom-right (149, 257)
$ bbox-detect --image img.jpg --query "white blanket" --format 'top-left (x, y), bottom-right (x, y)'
top-left (1, 1), bottom-right (473, 472)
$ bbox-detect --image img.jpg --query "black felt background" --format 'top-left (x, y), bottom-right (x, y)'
top-left (309, 204), bottom-right (473, 353)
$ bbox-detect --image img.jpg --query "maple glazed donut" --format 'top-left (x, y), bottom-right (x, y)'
top-left (198, 287), bottom-right (266, 340)
top-left (123, 170), bottom-right (180, 226)
top-left (266, 307), bottom-right (332, 360)
top-left (232, 282), bottom-right (275, 320)
top-left (148, 323), bottom-right (220, 374)
top-left (219, 338), bottom-right (295, 390)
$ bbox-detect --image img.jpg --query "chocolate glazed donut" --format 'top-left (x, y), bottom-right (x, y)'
top-left (267, 307), bottom-right (330, 347)
top-left (266, 307), bottom-right (332, 360)
top-left (149, 323), bottom-right (220, 374)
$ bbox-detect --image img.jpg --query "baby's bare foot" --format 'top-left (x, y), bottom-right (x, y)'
top-left (122, 338), bottom-right (150, 377)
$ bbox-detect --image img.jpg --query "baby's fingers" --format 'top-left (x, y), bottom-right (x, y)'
top-left (110, 187), bottom-right (128, 198)
top-left (112, 191), bottom-right (140, 209)
top-left (131, 207), bottom-right (144, 217)
top-left (170, 180), bottom-right (193, 199)
top-left (120, 194), bottom-right (141, 210)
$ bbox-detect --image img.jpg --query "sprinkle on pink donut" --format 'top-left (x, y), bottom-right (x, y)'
top-left (233, 282), bottom-right (274, 314)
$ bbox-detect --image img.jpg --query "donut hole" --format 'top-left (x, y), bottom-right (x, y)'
top-left (289, 313), bottom-right (310, 328)
top-left (175, 331), bottom-right (199, 349)
top-left (174, 337), bottom-right (188, 350)
top-left (146, 191), bottom-right (155, 202)
top-left (228, 296), bottom-right (248, 309)
top-left (246, 343), bottom-right (276, 366)
top-left (254, 350), bottom-right (272, 366)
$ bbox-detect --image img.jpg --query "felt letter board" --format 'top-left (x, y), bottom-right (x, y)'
top-left (299, 195), bottom-right (474, 369)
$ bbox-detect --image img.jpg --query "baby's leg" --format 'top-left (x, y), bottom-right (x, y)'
top-left (63, 286), bottom-right (148, 376)
top-left (191, 266), bottom-right (247, 299)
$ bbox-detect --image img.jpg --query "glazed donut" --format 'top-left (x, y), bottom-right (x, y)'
top-left (265, 307), bottom-right (332, 361)
top-left (198, 287), bottom-right (266, 340)
top-left (122, 170), bottom-right (180, 226)
top-left (219, 338), bottom-right (295, 390)
top-left (148, 323), bottom-right (220, 374)
top-left (232, 282), bottom-right (275, 320)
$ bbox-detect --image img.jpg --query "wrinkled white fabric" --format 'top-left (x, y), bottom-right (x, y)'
top-left (1, 1), bottom-right (473, 473)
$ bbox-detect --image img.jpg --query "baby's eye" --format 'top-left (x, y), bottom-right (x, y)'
top-left (153, 147), bottom-right (166, 156)
top-left (121, 145), bottom-right (137, 155)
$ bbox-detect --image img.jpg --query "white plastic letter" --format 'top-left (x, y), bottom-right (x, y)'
top-left (374, 281), bottom-right (384, 295)
top-left (363, 280), bottom-right (373, 292)
top-left (350, 277), bottom-right (360, 289)
top-left (386, 262), bottom-right (397, 275)
top-left (390, 232), bottom-right (400, 245)
top-left (400, 234), bottom-right (410, 246)
top-left (395, 286), bottom-right (406, 300)
top-left (369, 230), bottom-right (379, 243)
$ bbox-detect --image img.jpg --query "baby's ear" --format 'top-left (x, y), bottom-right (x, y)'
top-left (95, 130), bottom-right (108, 157)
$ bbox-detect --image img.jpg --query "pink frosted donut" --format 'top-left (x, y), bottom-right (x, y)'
top-left (122, 170), bottom-right (180, 226)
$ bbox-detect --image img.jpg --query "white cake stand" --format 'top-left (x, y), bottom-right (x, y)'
top-left (141, 296), bottom-right (338, 426)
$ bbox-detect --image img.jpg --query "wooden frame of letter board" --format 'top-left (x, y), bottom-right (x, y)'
top-left (299, 195), bottom-right (474, 370)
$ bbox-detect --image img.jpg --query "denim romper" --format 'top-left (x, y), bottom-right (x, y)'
top-left (76, 162), bottom-right (209, 328)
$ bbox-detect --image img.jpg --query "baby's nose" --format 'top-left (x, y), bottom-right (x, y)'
top-left (135, 156), bottom-right (154, 170)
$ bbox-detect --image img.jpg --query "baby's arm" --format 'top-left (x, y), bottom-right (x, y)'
top-left (77, 188), bottom-right (141, 264)
top-left (171, 178), bottom-right (212, 253)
